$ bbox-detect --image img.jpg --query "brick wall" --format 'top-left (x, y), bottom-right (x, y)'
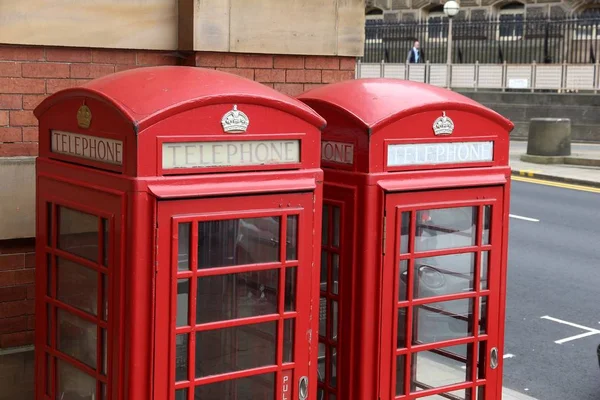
top-left (0, 44), bottom-right (356, 158)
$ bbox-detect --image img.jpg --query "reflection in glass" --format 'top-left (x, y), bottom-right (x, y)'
top-left (395, 355), bottom-right (405, 396)
top-left (194, 373), bottom-right (274, 400)
top-left (285, 267), bottom-right (297, 312)
top-left (57, 309), bottom-right (97, 368)
top-left (177, 279), bottom-right (189, 326)
top-left (102, 274), bottom-right (108, 321)
top-left (397, 308), bottom-right (407, 348)
top-left (331, 254), bottom-right (339, 295)
top-left (175, 389), bottom-right (188, 400)
top-left (101, 383), bottom-right (107, 400)
top-left (46, 354), bottom-right (52, 396)
top-left (178, 223), bottom-right (191, 271)
top-left (480, 252), bottom-right (489, 290)
top-left (319, 297), bottom-right (327, 338)
top-left (479, 297), bottom-right (488, 334)
top-left (330, 348), bottom-right (337, 388)
top-left (322, 206), bottom-right (329, 245)
top-left (477, 386), bottom-right (485, 399)
top-left (47, 254), bottom-right (53, 297)
top-left (332, 207), bottom-right (340, 247)
top-left (58, 206), bottom-right (99, 262)
top-left (56, 359), bottom-right (96, 400)
top-left (482, 205), bottom-right (491, 245)
top-left (412, 344), bottom-right (472, 393)
top-left (320, 250), bottom-right (328, 292)
top-left (47, 202), bottom-right (53, 246)
top-left (415, 207), bottom-right (477, 252)
top-left (283, 319), bottom-right (295, 363)
top-left (195, 322), bottom-right (276, 377)
top-left (412, 298), bottom-right (474, 344)
top-left (286, 215), bottom-right (298, 260)
top-left (47, 304), bottom-right (52, 346)
top-left (175, 334), bottom-right (188, 382)
top-left (318, 343), bottom-right (326, 382)
top-left (196, 269), bottom-right (278, 324)
top-left (398, 260), bottom-right (408, 301)
top-left (330, 301), bottom-right (338, 341)
top-left (400, 212), bottom-right (410, 254)
top-left (102, 218), bottom-right (109, 267)
top-left (102, 329), bottom-right (107, 375)
top-left (198, 217), bottom-right (280, 269)
top-left (413, 253), bottom-right (475, 299)
top-left (478, 342), bottom-right (487, 379)
top-left (57, 257), bottom-right (98, 316)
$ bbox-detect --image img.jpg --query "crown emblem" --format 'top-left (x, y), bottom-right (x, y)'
top-left (77, 104), bottom-right (92, 129)
top-left (221, 105), bottom-right (249, 133)
top-left (432, 111), bottom-right (454, 135)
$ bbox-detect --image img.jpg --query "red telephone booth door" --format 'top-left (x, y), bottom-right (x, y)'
top-left (381, 185), bottom-right (506, 400)
top-left (155, 193), bottom-right (316, 400)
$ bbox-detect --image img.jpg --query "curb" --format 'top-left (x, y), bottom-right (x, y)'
top-left (511, 169), bottom-right (600, 188)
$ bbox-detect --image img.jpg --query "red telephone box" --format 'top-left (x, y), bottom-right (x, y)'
top-left (297, 78), bottom-right (514, 400)
top-left (33, 66), bottom-right (326, 400)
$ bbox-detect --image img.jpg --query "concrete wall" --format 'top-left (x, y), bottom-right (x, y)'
top-left (458, 91), bottom-right (600, 142)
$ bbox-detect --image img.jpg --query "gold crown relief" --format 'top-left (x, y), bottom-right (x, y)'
top-left (432, 111), bottom-right (454, 135)
top-left (221, 105), bottom-right (250, 133)
top-left (77, 104), bottom-right (92, 129)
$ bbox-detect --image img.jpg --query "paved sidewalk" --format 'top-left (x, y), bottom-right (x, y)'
top-left (509, 141), bottom-right (600, 187)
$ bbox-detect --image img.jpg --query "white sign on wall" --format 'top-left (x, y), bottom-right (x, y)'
top-left (387, 141), bottom-right (494, 167)
top-left (321, 141), bottom-right (354, 165)
top-left (162, 140), bottom-right (300, 169)
top-left (51, 130), bottom-right (123, 165)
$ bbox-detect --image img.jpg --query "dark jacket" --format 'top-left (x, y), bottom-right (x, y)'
top-left (406, 48), bottom-right (424, 64)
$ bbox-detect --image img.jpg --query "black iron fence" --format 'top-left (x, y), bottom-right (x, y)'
top-left (363, 16), bottom-right (600, 64)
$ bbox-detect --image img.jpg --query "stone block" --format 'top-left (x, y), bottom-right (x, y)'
top-left (526, 118), bottom-right (571, 156)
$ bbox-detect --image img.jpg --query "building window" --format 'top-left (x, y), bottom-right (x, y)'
top-left (499, 2), bottom-right (524, 39)
top-left (427, 5), bottom-right (448, 41)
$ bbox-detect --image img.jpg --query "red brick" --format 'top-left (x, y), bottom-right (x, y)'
top-left (0, 254), bottom-right (24, 271)
top-left (0, 95), bottom-right (22, 110)
top-left (115, 64), bottom-right (144, 73)
top-left (24, 254), bottom-right (35, 269)
top-left (322, 70), bottom-right (355, 84)
top-left (255, 69), bottom-right (286, 83)
top-left (0, 331), bottom-right (34, 348)
top-left (26, 285), bottom-right (35, 300)
top-left (0, 240), bottom-right (35, 256)
top-left (136, 51), bottom-right (177, 66)
top-left (22, 63), bottom-right (70, 78)
top-left (0, 78), bottom-right (45, 94)
top-left (9, 111), bottom-right (37, 127)
top-left (0, 142), bottom-right (38, 156)
top-left (0, 128), bottom-right (22, 142)
top-left (303, 84), bottom-right (324, 92)
top-left (216, 68), bottom-right (255, 81)
top-left (46, 47), bottom-right (91, 63)
top-left (22, 128), bottom-right (37, 142)
top-left (273, 83), bottom-right (305, 97)
top-left (261, 83), bottom-right (275, 89)
top-left (0, 287), bottom-right (26, 302)
top-left (0, 62), bottom-right (21, 77)
top-left (195, 52), bottom-right (236, 68)
top-left (22, 94), bottom-right (46, 110)
top-left (46, 79), bottom-right (89, 94)
top-left (236, 54), bottom-right (273, 69)
top-left (274, 55), bottom-right (305, 69)
top-left (92, 49), bottom-right (136, 65)
top-left (0, 316), bottom-right (28, 334)
top-left (70, 64), bottom-right (116, 79)
top-left (286, 70), bottom-right (322, 84)
top-left (340, 57), bottom-right (357, 71)
top-left (0, 46), bottom-right (44, 61)
top-left (305, 56), bottom-right (340, 70)
top-left (27, 315), bottom-right (35, 330)
top-left (0, 300), bottom-right (31, 318)
top-left (13, 270), bottom-right (34, 286)
top-left (0, 111), bottom-right (8, 126)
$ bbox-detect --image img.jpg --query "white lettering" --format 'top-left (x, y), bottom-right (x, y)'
top-left (51, 130), bottom-right (123, 165)
top-left (321, 141), bottom-right (354, 165)
top-left (162, 140), bottom-right (301, 169)
top-left (387, 141), bottom-right (494, 167)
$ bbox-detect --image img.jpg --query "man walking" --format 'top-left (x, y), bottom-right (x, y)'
top-left (406, 40), bottom-right (424, 64)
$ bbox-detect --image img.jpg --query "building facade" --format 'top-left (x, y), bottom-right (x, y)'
top-left (0, 1), bottom-right (364, 399)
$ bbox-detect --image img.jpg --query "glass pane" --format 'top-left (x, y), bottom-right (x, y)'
top-left (175, 389), bottom-right (188, 400)
top-left (175, 334), bottom-right (188, 382)
top-left (177, 279), bottom-right (189, 326)
top-left (102, 218), bottom-right (109, 267)
top-left (479, 297), bottom-right (488, 334)
top-left (413, 298), bottom-right (474, 344)
top-left (398, 260), bottom-right (408, 301)
top-left (196, 269), bottom-right (278, 324)
top-left (332, 207), bottom-right (340, 247)
top-left (477, 386), bottom-right (485, 399)
top-left (57, 257), bottom-right (98, 316)
top-left (47, 254), bottom-right (53, 297)
top-left (413, 253), bottom-right (475, 299)
top-left (198, 217), bottom-right (280, 269)
top-left (322, 205), bottom-right (329, 245)
top-left (46, 354), bottom-right (52, 395)
top-left (317, 388), bottom-right (325, 399)
top-left (178, 223), bottom-right (191, 271)
top-left (411, 344), bottom-right (472, 393)
top-left (395, 355), bottom-right (405, 396)
top-left (482, 205), bottom-right (491, 245)
top-left (47, 303), bottom-right (52, 346)
top-left (319, 297), bottom-right (327, 338)
top-left (331, 254), bottom-right (339, 295)
top-left (47, 203), bottom-right (53, 246)
top-left (400, 212), bottom-right (410, 254)
top-left (330, 348), bottom-right (337, 388)
top-left (397, 308), bottom-right (407, 348)
top-left (330, 300), bottom-right (338, 341)
top-left (480, 252), bottom-right (489, 290)
top-left (320, 250), bottom-right (328, 292)
top-left (284, 267), bottom-right (297, 312)
top-left (58, 206), bottom-right (99, 262)
top-left (283, 319), bottom-right (295, 363)
top-left (101, 383), bottom-right (107, 400)
top-left (194, 372), bottom-right (274, 399)
top-left (286, 215), bottom-right (298, 260)
top-left (57, 309), bottom-right (97, 368)
top-left (195, 322), bottom-right (276, 377)
top-left (318, 343), bottom-right (326, 382)
top-left (478, 342), bottom-right (486, 379)
top-left (102, 329), bottom-right (107, 375)
top-left (56, 359), bottom-right (96, 400)
top-left (415, 207), bottom-right (477, 252)
top-left (102, 274), bottom-right (108, 321)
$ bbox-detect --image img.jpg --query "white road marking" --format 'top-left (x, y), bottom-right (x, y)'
top-left (503, 353), bottom-right (515, 359)
top-left (541, 315), bottom-right (600, 344)
top-left (509, 214), bottom-right (540, 222)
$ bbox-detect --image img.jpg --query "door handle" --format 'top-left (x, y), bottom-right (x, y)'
top-left (298, 376), bottom-right (308, 400)
top-left (490, 347), bottom-right (499, 369)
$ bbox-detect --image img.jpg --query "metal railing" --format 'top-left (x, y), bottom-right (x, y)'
top-left (364, 16), bottom-right (600, 65)
top-left (356, 61), bottom-right (600, 93)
